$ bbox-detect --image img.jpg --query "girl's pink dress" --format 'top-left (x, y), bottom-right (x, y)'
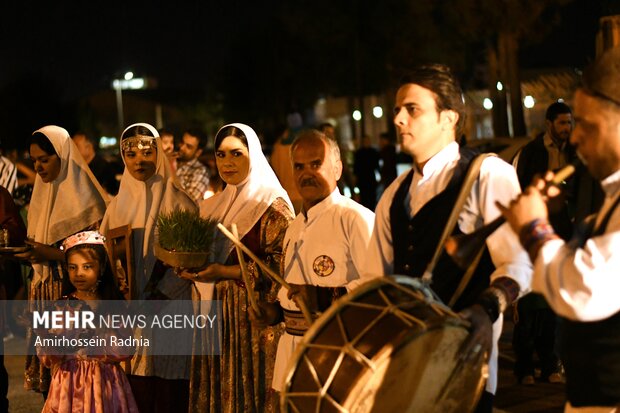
top-left (41, 356), bottom-right (138, 413)
top-left (37, 297), bottom-right (138, 413)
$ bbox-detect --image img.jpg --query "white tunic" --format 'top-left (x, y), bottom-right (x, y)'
top-left (533, 168), bottom-right (620, 322)
top-left (365, 142), bottom-right (533, 394)
top-left (272, 189), bottom-right (374, 391)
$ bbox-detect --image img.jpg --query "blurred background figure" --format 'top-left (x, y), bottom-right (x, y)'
top-left (511, 101), bottom-right (576, 385)
top-left (158, 128), bottom-right (178, 173)
top-left (72, 131), bottom-right (120, 196)
top-left (353, 134), bottom-right (380, 209)
top-left (176, 128), bottom-right (210, 204)
top-left (0, 184), bottom-right (26, 412)
top-left (271, 123), bottom-right (303, 213)
top-left (378, 132), bottom-right (397, 197)
top-left (0, 148), bottom-right (17, 196)
top-left (319, 122), bottom-right (356, 199)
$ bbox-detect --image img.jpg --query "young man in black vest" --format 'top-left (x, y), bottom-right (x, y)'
top-left (500, 47), bottom-right (620, 412)
top-left (365, 64), bottom-right (532, 413)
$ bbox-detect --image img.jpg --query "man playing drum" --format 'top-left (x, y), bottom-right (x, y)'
top-left (253, 129), bottom-right (375, 394)
top-left (365, 64), bottom-right (532, 412)
top-left (499, 47), bottom-right (620, 412)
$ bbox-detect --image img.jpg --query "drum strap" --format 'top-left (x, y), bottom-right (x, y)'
top-left (421, 153), bottom-right (495, 306)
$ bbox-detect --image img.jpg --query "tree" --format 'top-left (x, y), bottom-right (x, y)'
top-left (442, 0), bottom-right (573, 137)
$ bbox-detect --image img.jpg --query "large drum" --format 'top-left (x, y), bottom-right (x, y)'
top-left (280, 276), bottom-right (487, 413)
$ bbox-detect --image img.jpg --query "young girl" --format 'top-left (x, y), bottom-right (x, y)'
top-left (37, 230), bottom-right (138, 413)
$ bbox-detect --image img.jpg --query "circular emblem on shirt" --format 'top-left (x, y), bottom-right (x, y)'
top-left (313, 255), bottom-right (335, 277)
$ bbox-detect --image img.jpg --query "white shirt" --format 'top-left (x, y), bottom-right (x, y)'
top-left (364, 142), bottom-right (533, 394)
top-left (272, 188), bottom-right (375, 391)
top-left (533, 168), bottom-right (620, 322)
top-left (366, 142), bottom-right (532, 291)
top-left (543, 132), bottom-right (569, 171)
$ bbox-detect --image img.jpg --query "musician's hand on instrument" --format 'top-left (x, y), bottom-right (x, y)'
top-left (496, 185), bottom-right (548, 235)
top-left (287, 284), bottom-right (318, 313)
top-left (249, 301), bottom-right (282, 327)
top-left (458, 304), bottom-right (492, 363)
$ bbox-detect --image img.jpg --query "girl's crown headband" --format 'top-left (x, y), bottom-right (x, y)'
top-left (61, 231), bottom-right (106, 251)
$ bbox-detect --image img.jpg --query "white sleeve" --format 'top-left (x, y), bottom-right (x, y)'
top-left (363, 179), bottom-right (403, 278)
top-left (477, 157), bottom-right (533, 294)
top-left (533, 213), bottom-right (620, 321)
top-left (348, 208), bottom-right (375, 276)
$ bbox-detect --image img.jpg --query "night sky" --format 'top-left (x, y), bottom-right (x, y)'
top-left (0, 0), bottom-right (614, 146)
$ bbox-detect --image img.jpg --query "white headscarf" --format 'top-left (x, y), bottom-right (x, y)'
top-left (200, 123), bottom-right (293, 263)
top-left (100, 123), bottom-right (197, 296)
top-left (27, 125), bottom-right (109, 285)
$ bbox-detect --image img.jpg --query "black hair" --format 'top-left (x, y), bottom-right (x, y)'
top-left (121, 125), bottom-right (157, 141)
top-left (72, 131), bottom-right (99, 151)
top-left (545, 102), bottom-right (572, 122)
top-left (63, 244), bottom-right (125, 301)
top-left (158, 128), bottom-right (174, 137)
top-left (214, 126), bottom-right (248, 150)
top-left (399, 63), bottom-right (467, 137)
top-left (184, 128), bottom-right (208, 149)
top-left (30, 132), bottom-right (58, 157)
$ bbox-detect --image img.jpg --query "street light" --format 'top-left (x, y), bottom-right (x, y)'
top-left (111, 71), bottom-right (147, 134)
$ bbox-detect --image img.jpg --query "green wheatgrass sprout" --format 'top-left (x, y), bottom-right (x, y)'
top-left (156, 209), bottom-right (217, 252)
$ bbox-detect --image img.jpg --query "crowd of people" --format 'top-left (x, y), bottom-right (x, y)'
top-left (0, 47), bottom-right (618, 413)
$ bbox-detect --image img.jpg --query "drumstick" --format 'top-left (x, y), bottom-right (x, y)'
top-left (231, 224), bottom-right (261, 315)
top-left (217, 223), bottom-right (314, 325)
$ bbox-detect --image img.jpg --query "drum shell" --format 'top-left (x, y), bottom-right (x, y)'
top-left (281, 275), bottom-right (486, 413)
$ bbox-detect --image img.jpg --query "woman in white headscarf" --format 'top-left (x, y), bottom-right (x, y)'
top-left (15, 125), bottom-right (109, 395)
top-left (100, 122), bottom-right (197, 413)
top-left (179, 123), bottom-right (294, 413)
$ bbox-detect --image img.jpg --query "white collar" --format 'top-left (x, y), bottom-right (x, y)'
top-left (303, 188), bottom-right (340, 222)
top-left (414, 142), bottom-right (459, 178)
top-left (600, 169), bottom-right (620, 199)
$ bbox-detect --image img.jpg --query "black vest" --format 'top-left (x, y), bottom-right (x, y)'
top-left (516, 134), bottom-right (576, 240)
top-left (390, 147), bottom-right (494, 311)
top-left (561, 195), bottom-right (620, 407)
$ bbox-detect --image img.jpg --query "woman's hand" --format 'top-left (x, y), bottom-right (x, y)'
top-left (14, 240), bottom-right (63, 263)
top-left (176, 263), bottom-right (241, 282)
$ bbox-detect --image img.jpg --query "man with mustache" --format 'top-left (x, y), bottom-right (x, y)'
top-left (254, 129), bottom-right (375, 393)
top-left (500, 47), bottom-right (620, 412)
top-left (365, 64), bottom-right (532, 412)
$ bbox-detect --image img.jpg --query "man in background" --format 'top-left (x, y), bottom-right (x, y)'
top-left (72, 132), bottom-right (119, 195)
top-left (176, 129), bottom-right (210, 204)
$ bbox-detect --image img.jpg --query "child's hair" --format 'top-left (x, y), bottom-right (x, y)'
top-left (63, 243), bottom-right (124, 301)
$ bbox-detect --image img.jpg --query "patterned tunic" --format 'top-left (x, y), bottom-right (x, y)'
top-left (189, 198), bottom-right (293, 413)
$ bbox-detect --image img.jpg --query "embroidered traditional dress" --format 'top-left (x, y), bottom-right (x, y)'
top-left (190, 123), bottom-right (294, 413)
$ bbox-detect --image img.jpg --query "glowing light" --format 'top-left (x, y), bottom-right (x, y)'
top-left (483, 98), bottom-right (493, 110)
top-left (112, 78), bottom-right (146, 90)
top-left (372, 106), bottom-right (383, 119)
top-left (496, 82), bottom-right (503, 91)
top-left (203, 190), bottom-right (215, 200)
top-left (352, 110), bottom-right (362, 121)
top-left (124, 72), bottom-right (134, 80)
top-left (557, 98), bottom-right (565, 103)
top-left (524, 95), bottom-right (535, 109)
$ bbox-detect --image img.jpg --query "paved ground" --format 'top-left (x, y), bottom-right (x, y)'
top-left (3, 311), bottom-right (565, 413)
top-left (494, 308), bottom-right (566, 413)
top-left (5, 337), bottom-right (44, 413)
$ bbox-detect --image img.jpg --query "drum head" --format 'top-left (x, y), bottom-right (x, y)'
top-left (281, 276), bottom-right (486, 413)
